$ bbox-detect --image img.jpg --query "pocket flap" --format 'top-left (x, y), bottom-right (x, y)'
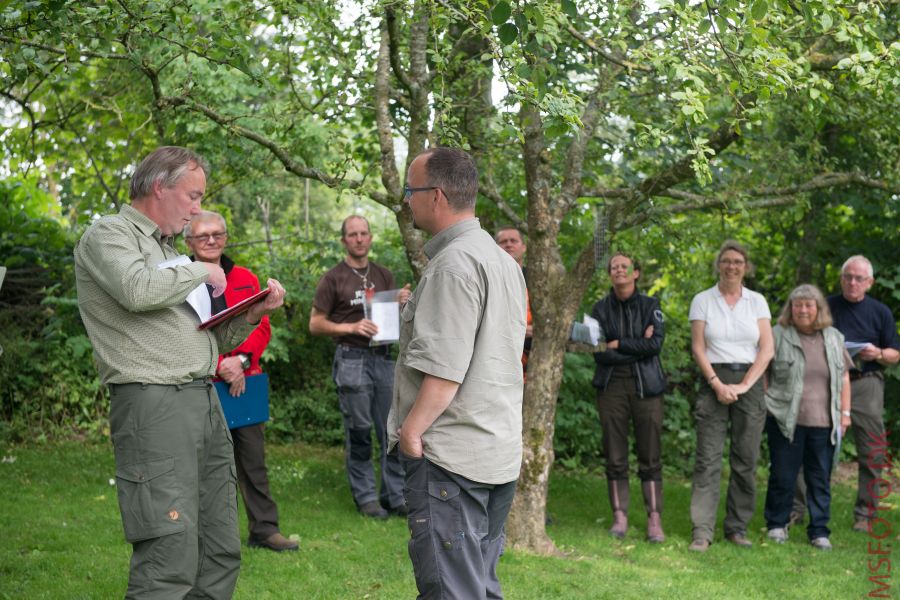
top-left (116, 456), bottom-right (175, 484)
top-left (427, 481), bottom-right (460, 502)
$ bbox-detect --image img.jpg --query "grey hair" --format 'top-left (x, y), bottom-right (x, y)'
top-left (129, 146), bottom-right (210, 200)
top-left (183, 210), bottom-right (227, 239)
top-left (841, 255), bottom-right (874, 279)
top-left (777, 283), bottom-right (833, 330)
top-left (421, 147), bottom-right (478, 211)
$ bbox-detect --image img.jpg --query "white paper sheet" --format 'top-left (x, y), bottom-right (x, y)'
top-left (157, 255), bottom-right (211, 322)
top-left (371, 301), bottom-right (400, 343)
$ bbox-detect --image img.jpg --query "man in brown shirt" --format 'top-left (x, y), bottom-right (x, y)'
top-left (309, 215), bottom-right (409, 518)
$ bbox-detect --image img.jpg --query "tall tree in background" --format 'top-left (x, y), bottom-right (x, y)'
top-left (2, 0), bottom-right (898, 553)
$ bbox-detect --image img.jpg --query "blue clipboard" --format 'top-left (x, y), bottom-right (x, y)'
top-left (214, 373), bottom-right (270, 429)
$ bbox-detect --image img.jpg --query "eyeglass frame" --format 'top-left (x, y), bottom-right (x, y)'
top-left (718, 258), bottom-right (746, 266)
top-left (403, 184), bottom-right (439, 200)
top-left (841, 273), bottom-right (871, 283)
top-left (186, 232), bottom-right (228, 243)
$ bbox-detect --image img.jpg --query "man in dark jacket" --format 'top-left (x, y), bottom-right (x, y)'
top-left (591, 252), bottom-right (667, 542)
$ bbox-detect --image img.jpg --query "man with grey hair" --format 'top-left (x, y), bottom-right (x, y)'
top-left (75, 146), bottom-right (286, 597)
top-left (388, 147), bottom-right (527, 598)
top-left (793, 255), bottom-right (900, 532)
top-left (825, 255), bottom-right (899, 532)
top-left (185, 211), bottom-right (298, 553)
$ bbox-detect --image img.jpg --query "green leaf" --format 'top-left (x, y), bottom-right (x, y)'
top-left (561, 0), bottom-right (577, 19)
top-left (751, 0), bottom-right (767, 21)
top-left (698, 19), bottom-right (712, 34)
top-left (492, 2), bottom-right (512, 26)
top-left (820, 12), bottom-right (833, 31)
top-left (498, 22), bottom-right (518, 45)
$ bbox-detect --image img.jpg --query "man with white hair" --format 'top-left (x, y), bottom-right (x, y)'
top-left (185, 210), bottom-right (298, 553)
top-left (826, 255), bottom-right (899, 532)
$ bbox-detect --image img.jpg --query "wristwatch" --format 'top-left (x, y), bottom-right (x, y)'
top-left (238, 354), bottom-right (251, 370)
top-left (841, 410), bottom-right (851, 418)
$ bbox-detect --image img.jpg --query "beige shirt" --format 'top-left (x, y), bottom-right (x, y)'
top-left (388, 219), bottom-right (527, 484)
top-left (74, 204), bottom-right (255, 385)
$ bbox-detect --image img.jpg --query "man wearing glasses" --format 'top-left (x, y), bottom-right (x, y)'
top-left (388, 148), bottom-right (527, 598)
top-left (309, 215), bottom-right (410, 519)
top-left (185, 211), bottom-right (298, 552)
top-left (824, 256), bottom-right (899, 532)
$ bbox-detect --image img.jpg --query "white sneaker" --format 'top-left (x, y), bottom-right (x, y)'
top-left (767, 528), bottom-right (788, 544)
top-left (810, 537), bottom-right (832, 551)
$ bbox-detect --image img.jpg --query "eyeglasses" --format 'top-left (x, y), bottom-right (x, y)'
top-left (403, 184), bottom-right (438, 200)
top-left (719, 259), bottom-right (746, 266)
top-left (187, 232), bottom-right (227, 243)
top-left (841, 273), bottom-right (870, 283)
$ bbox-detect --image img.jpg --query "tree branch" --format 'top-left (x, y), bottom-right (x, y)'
top-left (159, 95), bottom-right (362, 189)
top-left (480, 176), bottom-right (528, 233)
top-left (386, 5), bottom-right (413, 90)
top-left (565, 25), bottom-right (652, 72)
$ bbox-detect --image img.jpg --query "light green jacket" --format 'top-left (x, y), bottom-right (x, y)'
top-left (765, 324), bottom-right (846, 444)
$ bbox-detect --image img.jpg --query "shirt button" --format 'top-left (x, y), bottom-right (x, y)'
top-left (443, 541), bottom-right (452, 550)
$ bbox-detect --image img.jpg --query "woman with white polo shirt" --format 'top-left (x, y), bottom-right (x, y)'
top-left (687, 240), bottom-right (774, 552)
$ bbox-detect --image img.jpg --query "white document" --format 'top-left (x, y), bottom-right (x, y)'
top-left (582, 314), bottom-right (602, 346)
top-left (371, 300), bottom-right (400, 343)
top-left (845, 341), bottom-right (870, 357)
top-left (157, 255), bottom-right (211, 322)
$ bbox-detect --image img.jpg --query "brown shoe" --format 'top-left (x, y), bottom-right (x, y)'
top-left (609, 510), bottom-right (628, 539)
top-left (853, 517), bottom-right (871, 533)
top-left (688, 538), bottom-right (710, 552)
top-left (725, 533), bottom-right (753, 548)
top-left (646, 512), bottom-right (665, 543)
top-left (249, 532), bottom-right (299, 552)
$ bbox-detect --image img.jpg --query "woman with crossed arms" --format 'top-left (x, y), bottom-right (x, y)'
top-left (688, 240), bottom-right (774, 552)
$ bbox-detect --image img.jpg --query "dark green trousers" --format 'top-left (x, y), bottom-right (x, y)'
top-left (110, 380), bottom-right (240, 599)
top-left (690, 367), bottom-right (766, 542)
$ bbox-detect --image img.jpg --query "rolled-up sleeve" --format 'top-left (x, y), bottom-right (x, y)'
top-left (402, 271), bottom-right (482, 383)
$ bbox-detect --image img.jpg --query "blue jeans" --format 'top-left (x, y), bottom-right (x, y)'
top-left (764, 415), bottom-right (834, 540)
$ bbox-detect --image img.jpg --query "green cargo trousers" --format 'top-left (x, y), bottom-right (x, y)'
top-left (109, 380), bottom-right (240, 599)
top-left (690, 367), bottom-right (766, 543)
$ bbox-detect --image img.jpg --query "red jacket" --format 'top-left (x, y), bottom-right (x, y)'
top-left (216, 254), bottom-right (270, 377)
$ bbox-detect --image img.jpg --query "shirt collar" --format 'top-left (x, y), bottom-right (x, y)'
top-left (120, 204), bottom-right (164, 241)
top-left (713, 284), bottom-right (748, 301)
top-left (423, 218), bottom-right (480, 259)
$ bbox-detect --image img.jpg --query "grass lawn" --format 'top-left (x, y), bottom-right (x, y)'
top-left (0, 441), bottom-right (895, 599)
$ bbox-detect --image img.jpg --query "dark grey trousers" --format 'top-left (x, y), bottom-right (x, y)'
top-left (596, 373), bottom-right (664, 482)
top-left (231, 423), bottom-right (280, 541)
top-left (401, 454), bottom-right (517, 600)
top-left (332, 346), bottom-right (405, 508)
top-left (690, 366), bottom-right (766, 542)
top-left (109, 380), bottom-right (240, 599)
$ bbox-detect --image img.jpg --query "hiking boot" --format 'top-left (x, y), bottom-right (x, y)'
top-left (688, 538), bottom-right (710, 552)
top-left (767, 528), bottom-right (787, 544)
top-left (810, 537), bottom-right (833, 551)
top-left (609, 510), bottom-right (628, 539)
top-left (646, 512), bottom-right (665, 543)
top-left (248, 532), bottom-right (299, 552)
top-left (725, 533), bottom-right (753, 548)
top-left (852, 517), bottom-right (870, 533)
top-left (358, 501), bottom-right (389, 520)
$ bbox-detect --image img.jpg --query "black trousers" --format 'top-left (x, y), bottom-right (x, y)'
top-left (232, 423), bottom-right (280, 541)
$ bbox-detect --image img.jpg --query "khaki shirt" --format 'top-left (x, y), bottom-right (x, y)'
top-left (74, 204), bottom-right (255, 385)
top-left (388, 219), bottom-right (527, 484)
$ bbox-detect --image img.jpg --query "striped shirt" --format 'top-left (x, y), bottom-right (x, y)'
top-left (74, 204), bottom-right (254, 385)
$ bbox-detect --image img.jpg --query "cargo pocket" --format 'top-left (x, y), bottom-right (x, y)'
top-left (116, 457), bottom-right (186, 543)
